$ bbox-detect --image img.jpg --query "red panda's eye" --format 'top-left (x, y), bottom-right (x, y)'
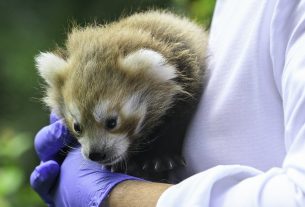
top-left (73, 122), bottom-right (82, 134)
top-left (105, 117), bottom-right (117, 130)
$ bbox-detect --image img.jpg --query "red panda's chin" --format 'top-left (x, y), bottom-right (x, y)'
top-left (100, 154), bottom-right (124, 166)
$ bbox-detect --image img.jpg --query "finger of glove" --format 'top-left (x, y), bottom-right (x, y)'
top-left (30, 160), bottom-right (60, 205)
top-left (35, 119), bottom-right (72, 161)
top-left (50, 112), bottom-right (60, 124)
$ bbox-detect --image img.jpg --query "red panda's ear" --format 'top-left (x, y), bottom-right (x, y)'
top-left (35, 52), bottom-right (68, 87)
top-left (120, 49), bottom-right (177, 82)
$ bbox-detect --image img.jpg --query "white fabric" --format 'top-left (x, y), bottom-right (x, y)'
top-left (157, 0), bottom-right (305, 206)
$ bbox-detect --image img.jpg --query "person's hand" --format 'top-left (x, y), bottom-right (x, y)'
top-left (30, 112), bottom-right (72, 204)
top-left (53, 148), bottom-right (143, 206)
top-left (30, 113), bottom-right (142, 207)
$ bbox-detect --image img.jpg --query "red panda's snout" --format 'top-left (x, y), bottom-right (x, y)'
top-left (79, 132), bottom-right (131, 166)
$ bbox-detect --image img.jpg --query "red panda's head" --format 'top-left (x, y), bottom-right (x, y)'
top-left (35, 44), bottom-right (181, 166)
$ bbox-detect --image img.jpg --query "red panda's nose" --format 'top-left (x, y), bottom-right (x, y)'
top-left (88, 152), bottom-right (107, 161)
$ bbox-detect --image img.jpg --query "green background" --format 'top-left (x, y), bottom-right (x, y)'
top-left (0, 0), bottom-right (215, 206)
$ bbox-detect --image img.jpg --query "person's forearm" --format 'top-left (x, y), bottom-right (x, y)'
top-left (106, 180), bottom-right (172, 207)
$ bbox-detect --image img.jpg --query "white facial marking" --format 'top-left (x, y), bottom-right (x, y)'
top-left (122, 93), bottom-right (141, 115)
top-left (78, 138), bottom-right (90, 159)
top-left (68, 103), bottom-right (81, 123)
top-left (135, 105), bottom-right (146, 133)
top-left (93, 100), bottom-right (110, 122)
top-left (122, 94), bottom-right (147, 133)
top-left (121, 49), bottom-right (177, 81)
top-left (35, 52), bottom-right (67, 85)
top-left (107, 134), bottom-right (130, 158)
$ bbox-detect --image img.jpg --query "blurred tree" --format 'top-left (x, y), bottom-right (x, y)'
top-left (0, 0), bottom-right (215, 206)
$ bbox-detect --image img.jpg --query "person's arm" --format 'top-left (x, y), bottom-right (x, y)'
top-left (156, 1), bottom-right (305, 206)
top-left (31, 2), bottom-right (305, 206)
top-left (107, 181), bottom-right (172, 207)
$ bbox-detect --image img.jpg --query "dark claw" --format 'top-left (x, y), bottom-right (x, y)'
top-left (142, 160), bottom-right (151, 171)
top-left (153, 159), bottom-right (167, 172)
top-left (110, 165), bottom-right (116, 172)
top-left (165, 157), bottom-right (176, 170)
top-left (173, 155), bottom-right (186, 167)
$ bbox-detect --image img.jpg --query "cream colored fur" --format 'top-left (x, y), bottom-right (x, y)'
top-left (120, 49), bottom-right (177, 81)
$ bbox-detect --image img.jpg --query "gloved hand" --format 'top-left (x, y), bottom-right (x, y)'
top-left (30, 112), bottom-right (72, 205)
top-left (30, 113), bottom-right (142, 207)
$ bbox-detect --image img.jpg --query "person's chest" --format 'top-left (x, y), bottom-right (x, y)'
top-left (172, 0), bottom-right (286, 181)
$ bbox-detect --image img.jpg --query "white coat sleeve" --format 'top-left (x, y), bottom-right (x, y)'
top-left (157, 1), bottom-right (305, 206)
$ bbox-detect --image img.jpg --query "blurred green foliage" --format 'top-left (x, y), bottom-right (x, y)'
top-left (172, 0), bottom-right (215, 27)
top-left (0, 0), bottom-right (215, 206)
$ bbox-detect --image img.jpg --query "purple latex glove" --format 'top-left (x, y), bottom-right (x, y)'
top-left (53, 148), bottom-right (140, 206)
top-left (35, 113), bottom-right (72, 162)
top-left (31, 113), bottom-right (72, 204)
top-left (30, 113), bottom-right (142, 206)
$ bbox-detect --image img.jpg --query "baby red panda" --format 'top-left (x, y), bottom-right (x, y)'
top-left (36, 10), bottom-right (208, 182)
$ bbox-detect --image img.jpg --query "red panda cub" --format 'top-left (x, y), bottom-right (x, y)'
top-left (36, 10), bottom-right (208, 182)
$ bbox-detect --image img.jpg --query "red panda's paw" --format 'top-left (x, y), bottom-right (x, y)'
top-left (140, 154), bottom-right (186, 173)
top-left (106, 155), bottom-right (186, 182)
